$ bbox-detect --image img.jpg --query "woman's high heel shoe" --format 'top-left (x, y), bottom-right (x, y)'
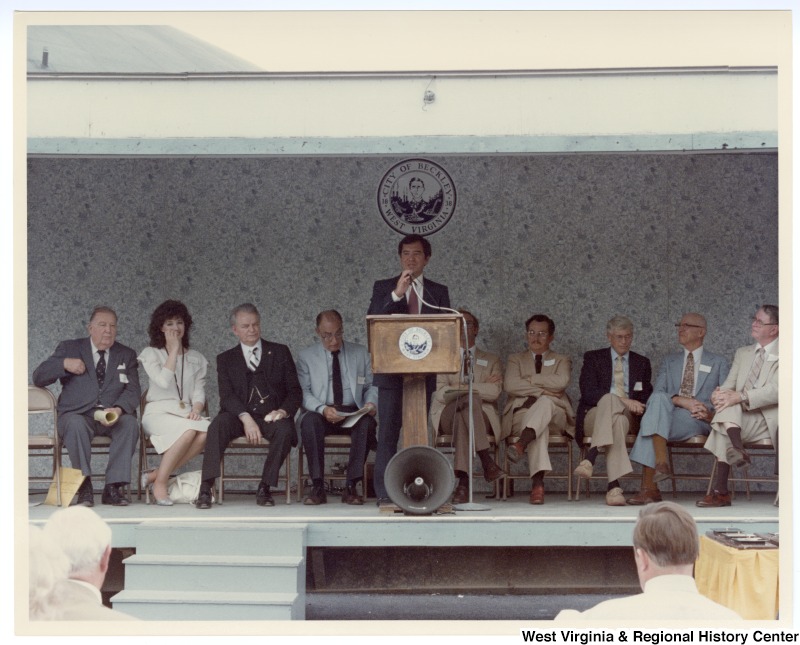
top-left (140, 470), bottom-right (155, 505)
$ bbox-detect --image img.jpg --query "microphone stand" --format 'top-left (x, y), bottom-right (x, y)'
top-left (409, 281), bottom-right (490, 512)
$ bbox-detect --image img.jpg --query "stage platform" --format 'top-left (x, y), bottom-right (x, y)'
top-left (28, 490), bottom-right (779, 549)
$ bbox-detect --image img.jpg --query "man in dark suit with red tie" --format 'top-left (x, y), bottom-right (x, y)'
top-left (367, 234), bottom-right (451, 508)
top-left (574, 315), bottom-right (653, 506)
top-left (196, 303), bottom-right (302, 509)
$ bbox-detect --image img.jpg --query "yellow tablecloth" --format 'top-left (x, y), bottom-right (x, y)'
top-left (695, 534), bottom-right (779, 620)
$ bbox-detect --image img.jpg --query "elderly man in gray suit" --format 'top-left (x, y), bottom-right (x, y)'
top-left (627, 312), bottom-right (729, 505)
top-left (698, 305), bottom-right (779, 507)
top-left (296, 310), bottom-right (378, 505)
top-left (33, 306), bottom-right (140, 507)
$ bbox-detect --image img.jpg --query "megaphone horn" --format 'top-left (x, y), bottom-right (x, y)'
top-left (384, 445), bottom-right (454, 515)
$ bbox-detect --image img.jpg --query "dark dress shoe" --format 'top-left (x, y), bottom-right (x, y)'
top-left (529, 483), bottom-right (545, 505)
top-left (76, 479), bottom-right (94, 507)
top-left (304, 484), bottom-right (327, 505)
top-left (696, 491), bottom-right (732, 507)
top-left (195, 489), bottom-right (212, 509)
top-left (652, 462), bottom-right (672, 483)
top-left (256, 482), bottom-right (275, 507)
top-left (451, 484), bottom-right (469, 504)
top-left (341, 485), bottom-right (363, 505)
top-left (483, 461), bottom-right (507, 483)
top-left (626, 489), bottom-right (663, 505)
top-left (101, 484), bottom-right (129, 506)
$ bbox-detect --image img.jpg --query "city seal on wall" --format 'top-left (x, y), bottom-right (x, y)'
top-left (377, 159), bottom-right (457, 236)
top-left (399, 327), bottom-right (433, 361)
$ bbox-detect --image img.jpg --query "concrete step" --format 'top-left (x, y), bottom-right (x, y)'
top-left (111, 590), bottom-right (302, 620)
top-left (123, 554), bottom-right (304, 593)
top-left (133, 521), bottom-right (307, 557)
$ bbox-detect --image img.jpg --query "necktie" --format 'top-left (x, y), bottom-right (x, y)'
top-left (331, 350), bottom-right (343, 407)
top-left (614, 355), bottom-right (625, 397)
top-left (96, 349), bottom-right (106, 388)
top-left (679, 352), bottom-right (695, 397)
top-left (462, 349), bottom-right (470, 381)
top-left (744, 347), bottom-right (765, 391)
top-left (407, 283), bottom-right (420, 315)
top-left (535, 354), bottom-right (542, 374)
top-left (249, 346), bottom-right (259, 372)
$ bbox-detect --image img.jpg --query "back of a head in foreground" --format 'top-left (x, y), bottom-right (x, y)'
top-left (29, 525), bottom-right (70, 620)
top-left (633, 501), bottom-right (699, 567)
top-left (42, 506), bottom-right (112, 578)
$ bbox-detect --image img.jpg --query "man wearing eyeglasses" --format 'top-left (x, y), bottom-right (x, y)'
top-left (698, 305), bottom-right (779, 507)
top-left (502, 314), bottom-right (575, 505)
top-left (627, 313), bottom-right (729, 505)
top-left (430, 309), bottom-right (506, 504)
top-left (574, 315), bottom-right (653, 506)
top-left (296, 310), bottom-right (378, 505)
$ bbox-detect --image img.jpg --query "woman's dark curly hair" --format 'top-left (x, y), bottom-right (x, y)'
top-left (148, 300), bottom-right (193, 349)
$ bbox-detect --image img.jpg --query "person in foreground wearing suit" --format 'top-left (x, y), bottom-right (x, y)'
top-left (32, 306), bottom-right (141, 507)
top-left (698, 305), bottom-right (779, 508)
top-left (555, 501), bottom-right (741, 620)
top-left (627, 312), bottom-right (730, 505)
top-left (503, 314), bottom-right (574, 505)
top-left (367, 233), bottom-right (451, 509)
top-left (574, 315), bottom-right (653, 506)
top-left (430, 308), bottom-right (506, 504)
top-left (296, 309), bottom-right (378, 505)
top-left (41, 506), bottom-right (137, 620)
top-left (196, 303), bottom-right (302, 509)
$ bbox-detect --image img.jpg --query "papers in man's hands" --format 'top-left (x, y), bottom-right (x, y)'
top-left (338, 406), bottom-right (372, 428)
top-left (443, 388), bottom-right (469, 403)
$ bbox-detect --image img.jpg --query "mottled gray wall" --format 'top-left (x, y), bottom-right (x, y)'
top-left (27, 152), bottom-right (778, 491)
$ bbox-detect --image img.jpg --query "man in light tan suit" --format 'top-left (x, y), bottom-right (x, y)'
top-left (698, 305), bottom-right (779, 507)
top-left (430, 309), bottom-right (506, 504)
top-left (503, 314), bottom-right (575, 504)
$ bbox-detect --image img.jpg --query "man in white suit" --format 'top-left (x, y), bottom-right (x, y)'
top-left (429, 309), bottom-right (506, 504)
top-left (555, 502), bottom-right (741, 621)
top-left (42, 506), bottom-right (136, 620)
top-left (296, 310), bottom-right (378, 505)
top-left (627, 313), bottom-right (729, 505)
top-left (698, 305), bottom-right (779, 507)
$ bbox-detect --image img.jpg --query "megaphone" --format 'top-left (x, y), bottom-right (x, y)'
top-left (384, 445), bottom-right (455, 515)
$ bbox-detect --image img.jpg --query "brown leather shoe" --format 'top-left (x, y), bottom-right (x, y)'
top-left (529, 483), bottom-right (545, 505)
top-left (451, 484), bottom-right (469, 504)
top-left (652, 462), bottom-right (672, 483)
top-left (483, 461), bottom-right (507, 483)
top-left (506, 441), bottom-right (525, 464)
top-left (341, 485), bottom-right (363, 505)
top-left (696, 490), bottom-right (732, 507)
top-left (626, 489), bottom-right (662, 505)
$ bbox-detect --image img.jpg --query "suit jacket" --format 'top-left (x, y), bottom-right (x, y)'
top-left (575, 347), bottom-right (653, 442)
top-left (32, 337), bottom-right (141, 416)
top-left (430, 347), bottom-right (503, 441)
top-left (720, 340), bottom-right (779, 439)
top-left (502, 349), bottom-right (575, 439)
top-left (295, 339), bottom-right (379, 424)
top-left (367, 274), bottom-right (451, 390)
top-left (650, 346), bottom-right (730, 410)
top-left (55, 579), bottom-right (137, 621)
top-left (216, 339), bottom-right (302, 444)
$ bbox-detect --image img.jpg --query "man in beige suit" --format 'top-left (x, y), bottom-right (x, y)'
top-left (698, 305), bottom-right (779, 507)
top-left (430, 309), bottom-right (506, 504)
top-left (503, 314), bottom-right (575, 504)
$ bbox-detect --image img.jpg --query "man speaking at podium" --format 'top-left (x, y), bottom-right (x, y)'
top-left (367, 234), bottom-right (451, 509)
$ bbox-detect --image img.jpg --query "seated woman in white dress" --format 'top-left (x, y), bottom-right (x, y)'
top-left (138, 300), bottom-right (210, 505)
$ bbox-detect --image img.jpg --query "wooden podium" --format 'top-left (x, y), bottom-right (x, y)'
top-left (366, 314), bottom-right (462, 448)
